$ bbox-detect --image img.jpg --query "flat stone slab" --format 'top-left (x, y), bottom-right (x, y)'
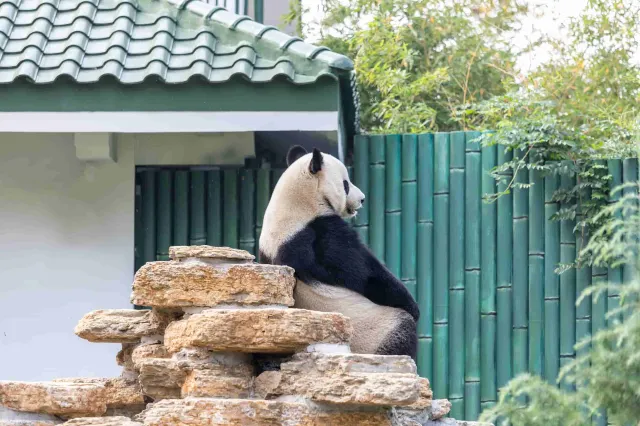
top-left (0, 406), bottom-right (62, 426)
top-left (392, 398), bottom-right (452, 425)
top-left (137, 398), bottom-right (392, 426)
top-left (164, 309), bottom-right (352, 353)
top-left (0, 381), bottom-right (107, 418)
top-left (169, 246), bottom-right (254, 262)
top-left (51, 379), bottom-right (144, 413)
top-left (63, 418), bottom-right (142, 426)
top-left (136, 359), bottom-right (186, 400)
top-left (181, 369), bottom-right (252, 398)
top-left (130, 344), bottom-right (170, 371)
top-left (254, 353), bottom-right (420, 406)
top-left (405, 378), bottom-right (433, 410)
top-left (131, 262), bottom-right (295, 308)
top-left (75, 310), bottom-right (174, 343)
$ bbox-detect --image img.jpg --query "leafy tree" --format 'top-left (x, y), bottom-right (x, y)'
top-left (286, 0), bottom-right (530, 133)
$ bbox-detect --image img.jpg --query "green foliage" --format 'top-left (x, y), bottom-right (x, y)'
top-left (579, 182), bottom-right (640, 269)
top-left (480, 184), bottom-right (640, 426)
top-left (479, 374), bottom-right (586, 426)
top-left (286, 0), bottom-right (528, 133)
top-left (463, 91), bottom-right (616, 250)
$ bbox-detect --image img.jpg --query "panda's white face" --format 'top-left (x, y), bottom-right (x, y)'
top-left (287, 146), bottom-right (365, 219)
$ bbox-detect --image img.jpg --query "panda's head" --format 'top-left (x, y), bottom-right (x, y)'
top-left (282, 145), bottom-right (365, 219)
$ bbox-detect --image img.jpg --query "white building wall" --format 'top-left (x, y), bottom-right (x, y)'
top-left (0, 134), bottom-right (134, 381)
top-left (0, 133), bottom-right (254, 381)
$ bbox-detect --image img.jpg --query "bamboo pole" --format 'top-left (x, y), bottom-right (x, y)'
top-left (206, 170), bottom-right (222, 247)
top-left (464, 131), bottom-right (481, 420)
top-left (354, 136), bottom-right (370, 245)
top-left (173, 170), bottom-right (189, 246)
top-left (141, 170), bottom-right (157, 266)
top-left (223, 169), bottom-right (238, 248)
top-left (369, 135), bottom-right (386, 261)
top-left (481, 139), bottom-right (497, 407)
top-left (512, 148), bottom-right (529, 377)
top-left (575, 186), bottom-right (592, 359)
top-left (544, 173), bottom-right (560, 384)
top-left (156, 170), bottom-right (173, 261)
top-left (402, 134), bottom-right (418, 299)
top-left (448, 131), bottom-right (465, 418)
top-left (189, 171), bottom-right (207, 245)
top-left (622, 158), bottom-right (639, 303)
top-left (433, 132), bottom-right (450, 399)
top-left (417, 133), bottom-right (434, 380)
top-left (270, 168), bottom-right (284, 194)
top-left (255, 166), bottom-right (271, 247)
top-left (496, 147), bottom-right (513, 390)
top-left (386, 135), bottom-right (402, 277)
top-left (559, 168), bottom-right (576, 390)
top-left (606, 160), bottom-right (623, 327)
top-left (591, 266), bottom-right (607, 426)
top-left (528, 163), bottom-right (544, 377)
top-left (239, 169), bottom-right (256, 255)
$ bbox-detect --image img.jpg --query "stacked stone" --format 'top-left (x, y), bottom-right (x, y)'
top-left (0, 246), bottom-right (487, 426)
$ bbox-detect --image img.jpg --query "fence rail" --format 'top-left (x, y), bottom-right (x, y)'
top-left (134, 132), bottom-right (639, 421)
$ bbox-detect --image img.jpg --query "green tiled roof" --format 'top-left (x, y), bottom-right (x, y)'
top-left (0, 0), bottom-right (354, 85)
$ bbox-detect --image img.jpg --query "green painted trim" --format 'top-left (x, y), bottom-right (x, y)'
top-left (0, 79), bottom-right (339, 112)
top-left (254, 0), bottom-right (263, 23)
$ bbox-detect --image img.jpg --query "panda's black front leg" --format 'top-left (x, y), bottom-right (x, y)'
top-left (364, 256), bottom-right (420, 321)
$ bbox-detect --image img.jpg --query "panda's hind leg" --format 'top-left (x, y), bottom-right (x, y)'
top-left (375, 312), bottom-right (418, 360)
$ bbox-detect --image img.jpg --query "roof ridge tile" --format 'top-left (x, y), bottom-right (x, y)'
top-left (170, 0), bottom-right (353, 71)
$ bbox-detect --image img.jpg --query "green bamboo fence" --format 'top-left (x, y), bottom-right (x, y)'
top-left (464, 131), bottom-right (481, 420)
top-left (449, 131), bottom-right (465, 418)
top-left (543, 173), bottom-right (560, 384)
top-left (135, 133), bottom-right (638, 422)
top-left (480, 139), bottom-right (497, 412)
top-left (512, 148), bottom-right (529, 379)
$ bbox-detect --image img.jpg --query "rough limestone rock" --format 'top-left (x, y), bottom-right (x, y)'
top-left (130, 345), bottom-right (169, 370)
top-left (392, 397), bottom-right (453, 426)
top-left (0, 381), bottom-right (107, 418)
top-left (137, 398), bottom-right (391, 426)
top-left (254, 353), bottom-right (421, 406)
top-left (169, 246), bottom-right (254, 262)
top-left (0, 407), bottom-right (62, 426)
top-left (131, 261), bottom-right (295, 308)
top-left (116, 345), bottom-right (137, 371)
top-left (74, 310), bottom-right (174, 343)
top-left (429, 400), bottom-right (452, 420)
top-left (136, 359), bottom-right (186, 400)
top-left (51, 379), bottom-right (144, 413)
top-left (181, 369), bottom-right (253, 398)
top-left (63, 417), bottom-right (142, 426)
top-left (164, 309), bottom-right (352, 353)
top-left (405, 378), bottom-right (433, 410)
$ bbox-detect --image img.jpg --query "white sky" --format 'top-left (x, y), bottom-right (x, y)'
top-left (301, 0), bottom-right (590, 74)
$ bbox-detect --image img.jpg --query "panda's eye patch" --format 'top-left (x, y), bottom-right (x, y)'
top-left (343, 180), bottom-right (350, 195)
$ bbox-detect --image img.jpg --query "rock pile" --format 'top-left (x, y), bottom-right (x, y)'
top-left (0, 246), bottom-right (488, 426)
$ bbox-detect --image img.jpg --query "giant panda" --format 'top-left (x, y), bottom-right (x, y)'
top-left (259, 145), bottom-right (419, 359)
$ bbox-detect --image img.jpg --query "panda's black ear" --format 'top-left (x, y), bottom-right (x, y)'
top-left (309, 148), bottom-right (323, 174)
top-left (286, 145), bottom-right (307, 167)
